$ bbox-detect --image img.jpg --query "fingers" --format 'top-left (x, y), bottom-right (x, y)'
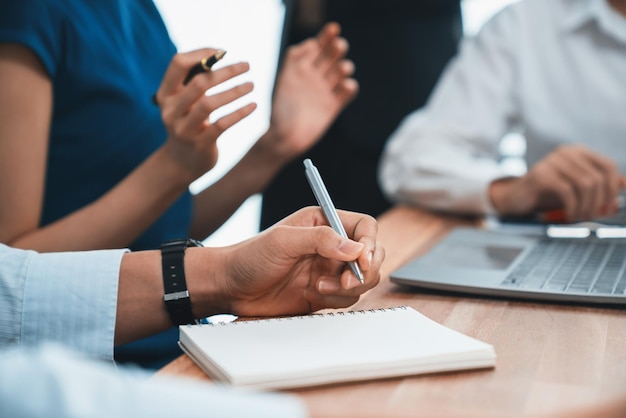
top-left (334, 77), bottom-right (359, 107)
top-left (335, 209), bottom-right (378, 270)
top-left (325, 59), bottom-right (358, 107)
top-left (314, 23), bottom-right (351, 78)
top-left (306, 268), bottom-right (381, 308)
top-left (339, 241), bottom-right (384, 291)
top-left (306, 247), bottom-right (383, 309)
top-left (593, 155), bottom-right (623, 214)
top-left (544, 151), bottom-right (593, 221)
top-left (241, 208), bottom-right (383, 315)
top-left (527, 145), bottom-right (623, 221)
top-left (281, 207), bottom-right (378, 259)
top-left (328, 59), bottom-right (355, 87)
top-left (273, 224), bottom-right (365, 263)
top-left (158, 48), bottom-right (220, 98)
top-left (556, 146), bottom-right (621, 220)
top-left (276, 207), bottom-right (383, 288)
top-left (206, 102), bottom-right (257, 138)
top-left (315, 22), bottom-right (341, 51)
top-left (285, 33), bottom-right (348, 77)
top-left (291, 207), bottom-right (379, 258)
top-left (179, 82), bottom-right (254, 136)
top-left (304, 290), bottom-right (360, 310)
top-left (165, 62), bottom-right (251, 120)
top-left (316, 36), bottom-right (349, 75)
top-left (157, 49), bottom-right (257, 177)
top-left (565, 153), bottom-right (604, 218)
top-left (295, 22), bottom-right (350, 78)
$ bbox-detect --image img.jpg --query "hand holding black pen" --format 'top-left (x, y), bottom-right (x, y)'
top-left (152, 50), bottom-right (226, 105)
top-left (183, 49), bottom-right (226, 85)
top-left (151, 48), bottom-right (256, 177)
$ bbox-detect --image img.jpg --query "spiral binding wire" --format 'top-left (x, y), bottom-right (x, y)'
top-left (187, 305), bottom-right (409, 327)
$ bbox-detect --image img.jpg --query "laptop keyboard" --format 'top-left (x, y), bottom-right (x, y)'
top-left (501, 239), bottom-right (626, 295)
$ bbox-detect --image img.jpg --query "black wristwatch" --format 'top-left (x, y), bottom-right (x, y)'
top-left (160, 238), bottom-right (203, 326)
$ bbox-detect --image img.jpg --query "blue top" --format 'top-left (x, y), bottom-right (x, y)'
top-left (0, 0), bottom-right (192, 252)
top-left (0, 0), bottom-right (193, 368)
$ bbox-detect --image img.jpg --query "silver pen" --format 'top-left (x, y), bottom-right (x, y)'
top-left (303, 159), bottom-right (365, 283)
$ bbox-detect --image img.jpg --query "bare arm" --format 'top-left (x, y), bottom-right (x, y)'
top-left (115, 207), bottom-right (382, 346)
top-left (0, 44), bottom-right (52, 249)
top-left (0, 44), bottom-right (254, 251)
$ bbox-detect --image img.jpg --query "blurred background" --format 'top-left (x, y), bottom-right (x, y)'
top-left (153, 0), bottom-right (521, 246)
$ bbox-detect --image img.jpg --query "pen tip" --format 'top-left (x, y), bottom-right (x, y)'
top-left (215, 50), bottom-right (226, 60)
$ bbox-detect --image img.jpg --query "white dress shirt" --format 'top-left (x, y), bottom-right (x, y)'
top-left (379, 0), bottom-right (626, 215)
top-left (0, 244), bottom-right (306, 417)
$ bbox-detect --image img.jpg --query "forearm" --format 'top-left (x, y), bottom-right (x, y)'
top-left (380, 119), bottom-right (508, 215)
top-left (1, 242), bottom-right (230, 353)
top-left (115, 247), bottom-right (230, 346)
top-left (10, 147), bottom-right (195, 252)
top-left (189, 129), bottom-right (289, 238)
top-left (488, 177), bottom-right (528, 215)
top-left (117, 209), bottom-right (378, 344)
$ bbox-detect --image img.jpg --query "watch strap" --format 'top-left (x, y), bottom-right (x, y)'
top-left (160, 238), bottom-right (203, 325)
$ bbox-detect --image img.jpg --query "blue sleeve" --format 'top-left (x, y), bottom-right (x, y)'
top-left (0, 0), bottom-right (65, 77)
top-left (0, 244), bottom-right (126, 360)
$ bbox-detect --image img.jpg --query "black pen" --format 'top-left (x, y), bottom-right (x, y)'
top-left (183, 49), bottom-right (227, 85)
top-left (152, 50), bottom-right (227, 105)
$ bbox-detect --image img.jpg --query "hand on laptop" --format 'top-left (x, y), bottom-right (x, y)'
top-left (489, 144), bottom-right (625, 222)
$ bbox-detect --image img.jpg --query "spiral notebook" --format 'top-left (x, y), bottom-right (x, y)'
top-left (178, 306), bottom-right (496, 390)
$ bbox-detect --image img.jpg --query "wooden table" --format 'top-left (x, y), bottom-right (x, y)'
top-left (158, 205), bottom-right (626, 417)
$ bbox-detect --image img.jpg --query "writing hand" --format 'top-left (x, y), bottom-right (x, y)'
top-left (214, 207), bottom-right (383, 317)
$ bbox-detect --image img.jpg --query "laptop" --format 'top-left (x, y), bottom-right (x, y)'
top-left (390, 226), bottom-right (626, 306)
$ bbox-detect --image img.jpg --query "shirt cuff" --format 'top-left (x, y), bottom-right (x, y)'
top-left (21, 249), bottom-right (128, 360)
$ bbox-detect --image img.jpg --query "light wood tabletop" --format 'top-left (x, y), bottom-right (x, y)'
top-left (157, 205), bottom-right (626, 418)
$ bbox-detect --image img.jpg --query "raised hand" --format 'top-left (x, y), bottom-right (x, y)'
top-left (155, 48), bottom-right (257, 180)
top-left (266, 22), bottom-right (359, 160)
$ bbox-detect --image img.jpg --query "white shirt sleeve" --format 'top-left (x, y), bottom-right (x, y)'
top-left (0, 343), bottom-right (308, 418)
top-left (0, 244), bottom-right (126, 360)
top-left (379, 5), bottom-right (521, 215)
